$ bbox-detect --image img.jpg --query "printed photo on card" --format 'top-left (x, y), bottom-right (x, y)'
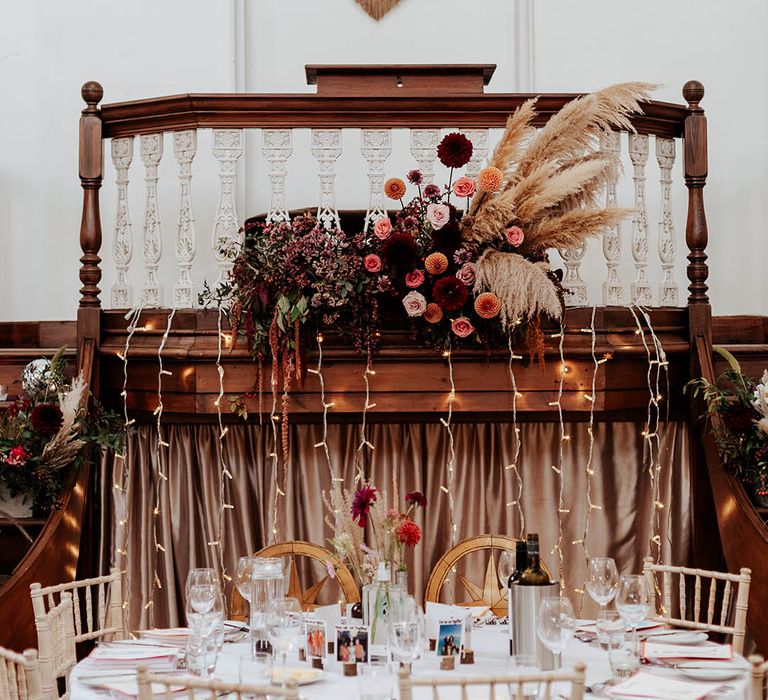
top-left (305, 619), bottom-right (327, 659)
top-left (436, 621), bottom-right (462, 657)
top-left (335, 624), bottom-right (369, 663)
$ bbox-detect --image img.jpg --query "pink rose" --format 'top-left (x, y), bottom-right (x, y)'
top-left (402, 291), bottom-right (427, 317)
top-left (506, 225), bottom-right (525, 247)
top-left (452, 176), bottom-right (476, 198)
top-left (364, 254), bottom-right (383, 273)
top-left (451, 317), bottom-right (474, 338)
top-left (456, 262), bottom-right (476, 287)
top-left (426, 203), bottom-right (451, 231)
top-left (373, 217), bottom-right (393, 240)
top-left (405, 269), bottom-right (425, 288)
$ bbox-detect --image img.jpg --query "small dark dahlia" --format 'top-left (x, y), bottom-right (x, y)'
top-left (381, 232), bottom-right (420, 270)
top-left (407, 169), bottom-right (423, 185)
top-left (433, 276), bottom-right (469, 311)
top-left (30, 403), bottom-right (64, 436)
top-left (423, 184), bottom-right (441, 200)
top-left (437, 132), bottom-right (473, 169)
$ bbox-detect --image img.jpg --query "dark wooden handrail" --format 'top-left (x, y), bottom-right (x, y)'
top-left (98, 92), bottom-right (688, 139)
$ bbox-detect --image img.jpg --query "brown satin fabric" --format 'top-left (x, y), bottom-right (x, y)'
top-left (102, 421), bottom-right (691, 631)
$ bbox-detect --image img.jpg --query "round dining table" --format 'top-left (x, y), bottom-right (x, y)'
top-left (70, 624), bottom-right (751, 699)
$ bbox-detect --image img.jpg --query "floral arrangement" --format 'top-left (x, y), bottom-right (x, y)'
top-left (0, 350), bottom-right (124, 514)
top-left (324, 484), bottom-right (427, 586)
top-left (688, 348), bottom-right (768, 503)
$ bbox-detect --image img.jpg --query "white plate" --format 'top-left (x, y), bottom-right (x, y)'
top-left (680, 667), bottom-right (744, 681)
top-left (652, 631), bottom-right (709, 645)
top-left (271, 667), bottom-right (324, 685)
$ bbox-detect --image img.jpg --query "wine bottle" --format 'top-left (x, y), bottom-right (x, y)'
top-left (508, 538), bottom-right (528, 654)
top-left (518, 533), bottom-right (550, 585)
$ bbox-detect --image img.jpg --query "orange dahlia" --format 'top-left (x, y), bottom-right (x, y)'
top-left (424, 252), bottom-right (449, 275)
top-left (478, 166), bottom-right (503, 193)
top-left (474, 292), bottom-right (502, 319)
top-left (384, 177), bottom-right (407, 200)
top-left (424, 303), bottom-right (443, 324)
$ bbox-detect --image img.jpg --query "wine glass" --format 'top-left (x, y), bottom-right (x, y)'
top-left (186, 568), bottom-right (219, 597)
top-left (266, 597), bottom-right (303, 688)
top-left (536, 596), bottom-right (574, 668)
top-left (616, 575), bottom-right (650, 643)
top-left (236, 556), bottom-right (257, 604)
top-left (185, 588), bottom-right (224, 676)
top-left (586, 557), bottom-right (619, 612)
top-left (497, 550), bottom-right (515, 589)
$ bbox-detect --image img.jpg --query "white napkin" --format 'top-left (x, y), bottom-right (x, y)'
top-left (643, 641), bottom-right (732, 660)
top-left (607, 670), bottom-right (722, 699)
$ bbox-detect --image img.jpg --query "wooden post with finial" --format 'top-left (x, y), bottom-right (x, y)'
top-left (77, 81), bottom-right (104, 390)
top-left (683, 80), bottom-right (723, 574)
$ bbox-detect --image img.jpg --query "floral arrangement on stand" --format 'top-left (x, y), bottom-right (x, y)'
top-left (688, 348), bottom-right (768, 506)
top-left (0, 350), bottom-right (124, 517)
top-left (323, 484), bottom-right (427, 587)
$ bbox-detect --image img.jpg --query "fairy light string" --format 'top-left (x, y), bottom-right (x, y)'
top-left (309, 333), bottom-right (337, 485)
top-left (268, 340), bottom-right (281, 543)
top-left (506, 332), bottom-right (525, 538)
top-left (354, 347), bottom-right (376, 485)
top-left (439, 342), bottom-right (458, 598)
top-left (549, 323), bottom-right (568, 592)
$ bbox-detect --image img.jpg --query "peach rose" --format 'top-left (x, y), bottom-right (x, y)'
top-left (456, 262), bottom-right (476, 287)
top-left (424, 303), bottom-right (443, 324)
top-left (405, 269), bottom-right (425, 289)
top-left (424, 252), bottom-right (449, 275)
top-left (364, 254), bottom-right (383, 273)
top-left (373, 217), bottom-right (393, 240)
top-left (426, 203), bottom-right (451, 231)
top-left (451, 317), bottom-right (474, 338)
top-left (402, 291), bottom-right (427, 317)
top-left (452, 176), bottom-right (476, 199)
top-left (506, 226), bottom-right (525, 247)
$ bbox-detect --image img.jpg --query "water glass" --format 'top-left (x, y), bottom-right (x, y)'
top-left (239, 651), bottom-right (273, 685)
top-left (508, 655), bottom-right (540, 699)
top-left (185, 623), bottom-right (224, 677)
top-left (608, 631), bottom-right (640, 682)
top-left (586, 557), bottom-right (619, 610)
top-left (250, 557), bottom-right (285, 652)
top-left (596, 610), bottom-right (626, 649)
top-left (358, 661), bottom-right (396, 700)
top-left (266, 597), bottom-right (303, 687)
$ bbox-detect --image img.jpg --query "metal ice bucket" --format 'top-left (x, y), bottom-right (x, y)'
top-left (509, 581), bottom-right (559, 670)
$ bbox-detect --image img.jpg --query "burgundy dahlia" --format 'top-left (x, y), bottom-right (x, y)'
top-left (437, 133), bottom-right (473, 169)
top-left (431, 219), bottom-right (463, 255)
top-left (381, 232), bottom-right (419, 270)
top-left (423, 184), bottom-right (441, 200)
top-left (406, 491), bottom-right (428, 508)
top-left (30, 403), bottom-right (63, 436)
top-left (722, 403), bottom-right (758, 434)
top-left (351, 485), bottom-right (378, 528)
top-left (433, 276), bottom-right (469, 311)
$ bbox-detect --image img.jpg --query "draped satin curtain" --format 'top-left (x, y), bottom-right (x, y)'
top-left (100, 420), bottom-right (691, 631)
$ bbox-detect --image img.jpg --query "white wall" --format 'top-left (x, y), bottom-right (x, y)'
top-left (1, 0), bottom-right (766, 319)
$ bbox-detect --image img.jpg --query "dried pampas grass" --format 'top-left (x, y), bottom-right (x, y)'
top-left (39, 374), bottom-right (87, 471)
top-left (474, 250), bottom-right (563, 324)
top-left (523, 207), bottom-right (634, 253)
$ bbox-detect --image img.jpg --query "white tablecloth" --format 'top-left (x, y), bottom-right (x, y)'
top-left (70, 626), bottom-right (750, 699)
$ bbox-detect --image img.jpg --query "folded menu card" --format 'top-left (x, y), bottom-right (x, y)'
top-left (138, 628), bottom-right (190, 649)
top-left (607, 671), bottom-right (723, 700)
top-left (642, 641), bottom-right (732, 660)
top-left (86, 644), bottom-right (180, 671)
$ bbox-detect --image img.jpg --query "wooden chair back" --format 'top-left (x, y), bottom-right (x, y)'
top-left (30, 567), bottom-right (124, 645)
top-left (231, 540), bottom-right (359, 620)
top-left (398, 663), bottom-right (586, 700)
top-left (136, 666), bottom-right (300, 700)
top-left (0, 647), bottom-right (44, 700)
top-left (425, 534), bottom-right (547, 616)
top-left (750, 655), bottom-right (768, 700)
top-left (34, 591), bottom-right (76, 700)
top-left (643, 556), bottom-right (751, 654)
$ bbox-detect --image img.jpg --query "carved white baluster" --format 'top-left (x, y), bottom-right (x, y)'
top-left (140, 134), bottom-right (164, 307)
top-left (111, 137), bottom-right (134, 308)
top-left (172, 130), bottom-right (197, 308)
top-left (559, 243), bottom-right (588, 306)
top-left (361, 129), bottom-right (392, 232)
top-left (460, 129), bottom-right (489, 179)
top-left (601, 131), bottom-right (624, 305)
top-left (311, 129), bottom-right (342, 231)
top-left (212, 129), bottom-right (243, 281)
top-left (656, 137), bottom-right (679, 306)
top-left (262, 129), bottom-right (292, 223)
top-left (410, 129), bottom-right (440, 185)
top-left (629, 134), bottom-right (652, 305)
